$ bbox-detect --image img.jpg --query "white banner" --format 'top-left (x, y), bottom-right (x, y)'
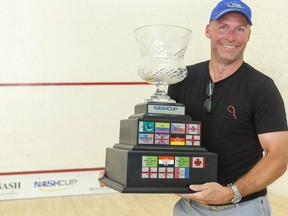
top-left (0, 169), bottom-right (115, 200)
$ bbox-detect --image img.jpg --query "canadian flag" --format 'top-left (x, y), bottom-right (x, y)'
top-left (186, 123), bottom-right (201, 135)
top-left (191, 157), bottom-right (206, 168)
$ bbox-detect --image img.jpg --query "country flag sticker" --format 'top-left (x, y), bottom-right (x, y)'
top-left (175, 157), bottom-right (190, 168)
top-left (142, 156), bottom-right (158, 167)
top-left (186, 135), bottom-right (201, 146)
top-left (158, 167), bottom-right (174, 179)
top-left (142, 156), bottom-right (158, 179)
top-left (139, 121), bottom-right (155, 133)
top-left (186, 123), bottom-right (201, 135)
top-left (174, 168), bottom-right (189, 179)
top-left (155, 122), bottom-right (170, 134)
top-left (191, 157), bottom-right (206, 168)
top-left (171, 123), bottom-right (185, 134)
top-left (158, 156), bottom-right (174, 167)
top-left (138, 133), bottom-right (154, 144)
top-left (170, 134), bottom-right (185, 146)
top-left (155, 134), bottom-right (170, 145)
top-left (141, 167), bottom-right (158, 179)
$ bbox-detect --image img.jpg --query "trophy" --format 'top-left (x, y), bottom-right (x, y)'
top-left (134, 24), bottom-right (190, 103)
top-left (100, 25), bottom-right (217, 193)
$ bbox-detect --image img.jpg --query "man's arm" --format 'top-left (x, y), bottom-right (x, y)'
top-left (234, 131), bottom-right (288, 197)
top-left (177, 131), bottom-right (288, 205)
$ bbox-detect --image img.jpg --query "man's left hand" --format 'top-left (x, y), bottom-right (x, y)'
top-left (176, 182), bottom-right (232, 205)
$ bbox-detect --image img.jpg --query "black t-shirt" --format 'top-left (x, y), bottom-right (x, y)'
top-left (168, 61), bottom-right (288, 202)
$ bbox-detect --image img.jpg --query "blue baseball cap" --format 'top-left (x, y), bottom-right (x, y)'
top-left (210, 0), bottom-right (252, 25)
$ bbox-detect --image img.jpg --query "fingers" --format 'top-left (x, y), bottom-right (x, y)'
top-left (99, 181), bottom-right (106, 187)
top-left (184, 183), bottom-right (232, 205)
top-left (98, 170), bottom-right (106, 187)
top-left (98, 170), bottom-right (105, 179)
top-left (189, 184), bottom-right (206, 192)
top-left (176, 193), bottom-right (193, 200)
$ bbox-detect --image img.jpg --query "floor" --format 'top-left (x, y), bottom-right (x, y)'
top-left (0, 193), bottom-right (287, 216)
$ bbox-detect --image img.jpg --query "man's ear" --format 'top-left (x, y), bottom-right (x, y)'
top-left (205, 24), bottom-right (212, 39)
top-left (247, 28), bottom-right (251, 41)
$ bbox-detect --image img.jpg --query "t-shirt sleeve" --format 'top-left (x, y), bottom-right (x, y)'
top-left (254, 78), bottom-right (288, 134)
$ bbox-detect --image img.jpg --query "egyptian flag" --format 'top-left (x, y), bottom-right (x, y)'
top-left (158, 156), bottom-right (174, 167)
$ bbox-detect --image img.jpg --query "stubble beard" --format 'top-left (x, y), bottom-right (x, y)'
top-left (212, 46), bottom-right (245, 65)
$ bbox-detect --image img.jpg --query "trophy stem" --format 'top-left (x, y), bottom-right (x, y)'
top-left (146, 82), bottom-right (176, 103)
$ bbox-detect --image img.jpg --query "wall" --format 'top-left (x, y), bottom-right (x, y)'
top-left (0, 0), bottom-right (287, 197)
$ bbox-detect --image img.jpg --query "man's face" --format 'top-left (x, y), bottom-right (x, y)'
top-left (205, 12), bottom-right (251, 65)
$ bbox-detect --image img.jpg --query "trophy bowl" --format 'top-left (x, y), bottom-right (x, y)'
top-left (134, 25), bottom-right (192, 103)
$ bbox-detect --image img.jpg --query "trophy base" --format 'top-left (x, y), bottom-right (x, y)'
top-left (102, 101), bottom-right (217, 194)
top-left (113, 143), bottom-right (206, 152)
top-left (102, 147), bottom-right (217, 194)
top-left (100, 177), bottom-right (194, 193)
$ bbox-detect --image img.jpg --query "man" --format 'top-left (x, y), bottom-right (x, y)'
top-left (169, 0), bottom-right (288, 215)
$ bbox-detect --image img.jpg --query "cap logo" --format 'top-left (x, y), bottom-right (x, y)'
top-left (227, 3), bottom-right (244, 9)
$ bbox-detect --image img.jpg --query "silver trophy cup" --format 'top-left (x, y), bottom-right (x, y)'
top-left (134, 25), bottom-right (192, 103)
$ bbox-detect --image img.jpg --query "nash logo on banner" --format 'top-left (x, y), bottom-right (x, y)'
top-left (0, 169), bottom-right (114, 201)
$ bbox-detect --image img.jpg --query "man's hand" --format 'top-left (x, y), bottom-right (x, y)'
top-left (176, 182), bottom-right (233, 205)
top-left (98, 170), bottom-right (106, 187)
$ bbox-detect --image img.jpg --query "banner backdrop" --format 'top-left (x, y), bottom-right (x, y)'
top-left (0, 169), bottom-right (114, 201)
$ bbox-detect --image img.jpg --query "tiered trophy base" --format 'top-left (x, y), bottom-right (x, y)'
top-left (100, 144), bottom-right (217, 193)
top-left (100, 102), bottom-right (218, 193)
